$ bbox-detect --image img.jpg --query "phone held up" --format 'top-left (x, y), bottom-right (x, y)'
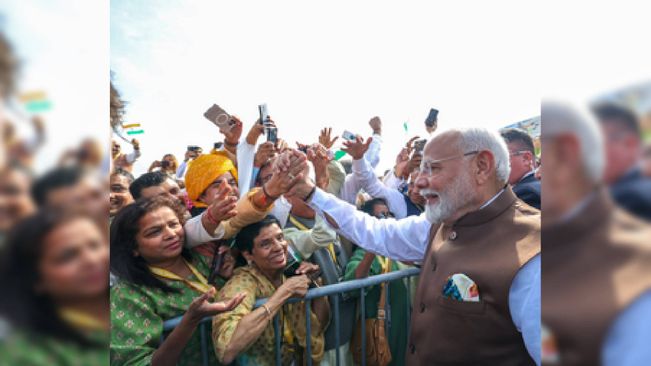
top-left (342, 130), bottom-right (356, 142)
top-left (259, 103), bottom-right (277, 143)
top-left (425, 108), bottom-right (439, 130)
top-left (204, 104), bottom-right (234, 132)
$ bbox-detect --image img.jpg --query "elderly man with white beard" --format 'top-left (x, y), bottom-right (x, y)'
top-left (285, 127), bottom-right (541, 366)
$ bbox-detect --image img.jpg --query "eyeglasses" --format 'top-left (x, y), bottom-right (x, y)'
top-left (419, 151), bottom-right (479, 177)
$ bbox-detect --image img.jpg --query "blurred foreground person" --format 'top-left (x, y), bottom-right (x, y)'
top-left (0, 211), bottom-right (109, 365)
top-left (643, 142), bottom-right (651, 178)
top-left (0, 163), bottom-right (35, 245)
top-left (31, 166), bottom-right (109, 230)
top-left (594, 103), bottom-right (651, 221)
top-left (287, 127), bottom-right (541, 365)
top-left (541, 102), bottom-right (651, 366)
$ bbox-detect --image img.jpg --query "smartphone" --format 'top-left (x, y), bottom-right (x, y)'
top-left (213, 142), bottom-right (223, 150)
top-left (161, 160), bottom-right (170, 168)
top-left (425, 108), bottom-right (439, 128)
top-left (266, 127), bottom-right (278, 144)
top-left (187, 145), bottom-right (201, 152)
top-left (298, 145), bottom-right (309, 154)
top-left (258, 103), bottom-right (270, 125)
top-left (413, 138), bottom-right (427, 155)
top-left (342, 130), bottom-right (356, 142)
top-left (204, 104), bottom-right (232, 132)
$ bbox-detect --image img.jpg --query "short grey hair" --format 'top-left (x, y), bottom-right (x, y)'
top-left (458, 127), bottom-right (511, 184)
top-left (542, 101), bottom-right (605, 182)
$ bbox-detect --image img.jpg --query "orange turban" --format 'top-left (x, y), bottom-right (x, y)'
top-left (185, 152), bottom-right (238, 208)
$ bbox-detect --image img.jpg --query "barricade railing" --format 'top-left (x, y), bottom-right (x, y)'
top-left (162, 267), bottom-right (421, 366)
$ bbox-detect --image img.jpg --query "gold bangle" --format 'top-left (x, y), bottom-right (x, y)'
top-left (261, 304), bottom-right (272, 318)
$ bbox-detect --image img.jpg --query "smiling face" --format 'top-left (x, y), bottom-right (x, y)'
top-left (242, 223), bottom-right (287, 273)
top-left (416, 131), bottom-right (479, 224)
top-left (134, 206), bottom-right (185, 265)
top-left (109, 174), bottom-right (133, 216)
top-left (37, 217), bottom-right (109, 301)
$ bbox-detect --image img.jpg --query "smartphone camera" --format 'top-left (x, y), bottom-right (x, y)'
top-left (161, 160), bottom-right (170, 169)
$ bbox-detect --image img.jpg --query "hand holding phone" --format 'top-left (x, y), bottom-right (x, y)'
top-left (204, 104), bottom-right (233, 132)
top-left (413, 138), bottom-right (427, 156)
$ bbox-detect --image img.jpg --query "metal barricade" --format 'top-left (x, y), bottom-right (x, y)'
top-left (162, 267), bottom-right (421, 366)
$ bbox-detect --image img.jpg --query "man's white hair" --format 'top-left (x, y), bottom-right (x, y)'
top-left (541, 101), bottom-right (605, 182)
top-left (456, 127), bottom-right (511, 185)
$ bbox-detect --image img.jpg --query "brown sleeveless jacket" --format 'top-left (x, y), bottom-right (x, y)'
top-left (542, 188), bottom-right (651, 366)
top-left (406, 187), bottom-right (540, 365)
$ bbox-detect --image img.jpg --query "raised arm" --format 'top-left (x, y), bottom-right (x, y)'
top-left (345, 136), bottom-right (408, 218)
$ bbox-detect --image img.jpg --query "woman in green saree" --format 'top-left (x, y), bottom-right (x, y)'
top-left (109, 196), bottom-right (245, 366)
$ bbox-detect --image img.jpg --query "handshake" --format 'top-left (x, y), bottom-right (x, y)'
top-left (263, 149), bottom-right (317, 201)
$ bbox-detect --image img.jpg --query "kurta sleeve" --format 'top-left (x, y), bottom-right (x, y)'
top-left (222, 187), bottom-right (273, 239)
top-left (110, 283), bottom-right (163, 366)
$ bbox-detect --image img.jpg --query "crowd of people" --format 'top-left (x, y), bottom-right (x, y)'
top-left (2, 86), bottom-right (651, 366)
top-left (104, 96), bottom-right (550, 366)
top-left (1, 28), bottom-right (651, 365)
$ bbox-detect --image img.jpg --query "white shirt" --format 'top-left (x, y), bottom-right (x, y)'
top-left (352, 157), bottom-right (409, 219)
top-left (309, 188), bottom-right (541, 364)
top-left (183, 213), bottom-right (225, 248)
top-left (236, 142), bottom-right (257, 199)
top-left (366, 133), bottom-right (382, 170)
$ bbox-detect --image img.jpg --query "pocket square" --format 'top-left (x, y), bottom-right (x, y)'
top-left (442, 273), bottom-right (480, 302)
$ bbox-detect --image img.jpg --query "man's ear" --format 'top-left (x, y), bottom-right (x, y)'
top-left (474, 150), bottom-right (495, 185)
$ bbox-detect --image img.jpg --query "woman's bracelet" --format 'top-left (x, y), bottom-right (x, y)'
top-left (261, 304), bottom-right (272, 319)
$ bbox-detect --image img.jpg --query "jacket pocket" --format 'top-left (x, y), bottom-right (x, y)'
top-left (437, 295), bottom-right (486, 315)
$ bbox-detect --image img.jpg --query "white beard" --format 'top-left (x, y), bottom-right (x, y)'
top-left (424, 170), bottom-right (475, 224)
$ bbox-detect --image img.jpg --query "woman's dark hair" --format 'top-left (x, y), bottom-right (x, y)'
top-left (0, 210), bottom-right (103, 347)
top-left (235, 215), bottom-right (281, 253)
top-left (110, 195), bottom-right (191, 292)
top-left (361, 197), bottom-right (389, 216)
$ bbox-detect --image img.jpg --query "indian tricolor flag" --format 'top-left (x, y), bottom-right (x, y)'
top-left (19, 90), bottom-right (52, 113)
top-left (122, 123), bottom-right (144, 136)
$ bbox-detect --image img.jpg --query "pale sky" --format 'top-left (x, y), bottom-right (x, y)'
top-left (110, 0), bottom-right (545, 176)
top-left (2, 0), bottom-right (649, 174)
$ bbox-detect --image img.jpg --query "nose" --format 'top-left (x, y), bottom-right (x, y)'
top-left (415, 174), bottom-right (429, 189)
top-left (162, 224), bottom-right (177, 239)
